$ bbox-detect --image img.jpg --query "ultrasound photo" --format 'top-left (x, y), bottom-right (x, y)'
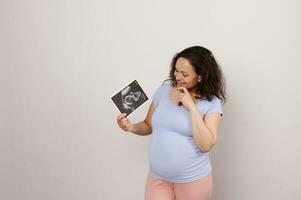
top-left (110, 80), bottom-right (148, 116)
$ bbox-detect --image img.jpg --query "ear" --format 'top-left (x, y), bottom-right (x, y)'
top-left (198, 76), bottom-right (202, 82)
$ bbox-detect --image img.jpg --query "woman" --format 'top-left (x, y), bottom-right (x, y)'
top-left (117, 46), bottom-right (226, 200)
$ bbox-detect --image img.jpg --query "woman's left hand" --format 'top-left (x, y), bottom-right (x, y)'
top-left (176, 86), bottom-right (196, 111)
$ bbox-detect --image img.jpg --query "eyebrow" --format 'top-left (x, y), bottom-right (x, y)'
top-left (175, 68), bottom-right (187, 74)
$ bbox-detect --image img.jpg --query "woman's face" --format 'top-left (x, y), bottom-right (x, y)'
top-left (174, 57), bottom-right (200, 91)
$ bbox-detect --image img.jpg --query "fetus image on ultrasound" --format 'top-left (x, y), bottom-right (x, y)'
top-left (111, 80), bottom-right (148, 116)
top-left (121, 86), bottom-right (146, 112)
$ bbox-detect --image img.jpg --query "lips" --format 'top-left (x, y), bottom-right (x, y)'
top-left (177, 82), bottom-right (185, 86)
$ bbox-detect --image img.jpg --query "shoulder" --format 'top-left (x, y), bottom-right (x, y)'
top-left (152, 82), bottom-right (172, 106)
top-left (197, 95), bottom-right (223, 116)
top-left (209, 96), bottom-right (222, 105)
top-left (207, 96), bottom-right (223, 115)
top-left (154, 82), bottom-right (172, 93)
top-left (199, 95), bottom-right (221, 104)
top-left (159, 82), bottom-right (172, 89)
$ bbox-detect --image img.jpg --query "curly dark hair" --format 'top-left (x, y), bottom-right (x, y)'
top-left (166, 46), bottom-right (226, 103)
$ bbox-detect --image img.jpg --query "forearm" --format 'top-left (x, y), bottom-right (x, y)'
top-left (131, 121), bottom-right (152, 136)
top-left (189, 106), bottom-right (215, 152)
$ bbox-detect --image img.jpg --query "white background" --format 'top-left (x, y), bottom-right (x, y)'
top-left (1, 0), bottom-right (301, 199)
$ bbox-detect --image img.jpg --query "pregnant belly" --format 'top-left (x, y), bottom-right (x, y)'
top-left (149, 130), bottom-right (200, 178)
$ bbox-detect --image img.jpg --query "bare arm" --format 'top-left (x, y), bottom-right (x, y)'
top-left (175, 86), bottom-right (222, 152)
top-left (117, 101), bottom-right (156, 136)
top-left (190, 106), bottom-right (222, 152)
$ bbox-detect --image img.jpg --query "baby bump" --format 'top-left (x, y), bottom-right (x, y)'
top-left (148, 130), bottom-right (198, 177)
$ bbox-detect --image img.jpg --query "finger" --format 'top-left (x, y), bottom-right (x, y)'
top-left (117, 116), bottom-right (121, 122)
top-left (177, 91), bottom-right (184, 99)
top-left (117, 117), bottom-right (122, 125)
top-left (176, 86), bottom-right (186, 93)
top-left (125, 123), bottom-right (130, 129)
top-left (121, 118), bottom-right (128, 123)
top-left (176, 85), bottom-right (184, 90)
top-left (117, 115), bottom-right (127, 124)
top-left (122, 120), bottom-right (129, 126)
top-left (117, 120), bottom-right (123, 127)
top-left (179, 86), bottom-right (189, 93)
top-left (118, 114), bottom-right (127, 122)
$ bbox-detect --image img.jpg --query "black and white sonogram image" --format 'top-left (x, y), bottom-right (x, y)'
top-left (111, 80), bottom-right (148, 116)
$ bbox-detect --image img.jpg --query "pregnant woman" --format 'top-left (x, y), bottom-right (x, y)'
top-left (117, 46), bottom-right (226, 200)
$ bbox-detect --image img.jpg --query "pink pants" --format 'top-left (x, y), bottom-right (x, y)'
top-left (145, 174), bottom-right (213, 200)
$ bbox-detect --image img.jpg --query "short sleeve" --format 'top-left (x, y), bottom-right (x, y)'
top-left (152, 84), bottom-right (166, 107)
top-left (207, 96), bottom-right (223, 116)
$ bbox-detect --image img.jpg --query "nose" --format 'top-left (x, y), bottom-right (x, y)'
top-left (175, 73), bottom-right (182, 81)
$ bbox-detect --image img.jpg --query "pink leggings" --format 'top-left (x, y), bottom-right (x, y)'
top-left (145, 174), bottom-right (213, 200)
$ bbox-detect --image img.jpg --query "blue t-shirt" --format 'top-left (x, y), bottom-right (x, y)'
top-left (148, 83), bottom-right (223, 183)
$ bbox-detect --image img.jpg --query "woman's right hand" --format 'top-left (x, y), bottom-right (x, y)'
top-left (117, 113), bottom-right (134, 132)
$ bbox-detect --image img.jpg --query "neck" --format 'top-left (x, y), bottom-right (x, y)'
top-left (189, 88), bottom-right (202, 99)
top-left (188, 87), bottom-right (197, 96)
